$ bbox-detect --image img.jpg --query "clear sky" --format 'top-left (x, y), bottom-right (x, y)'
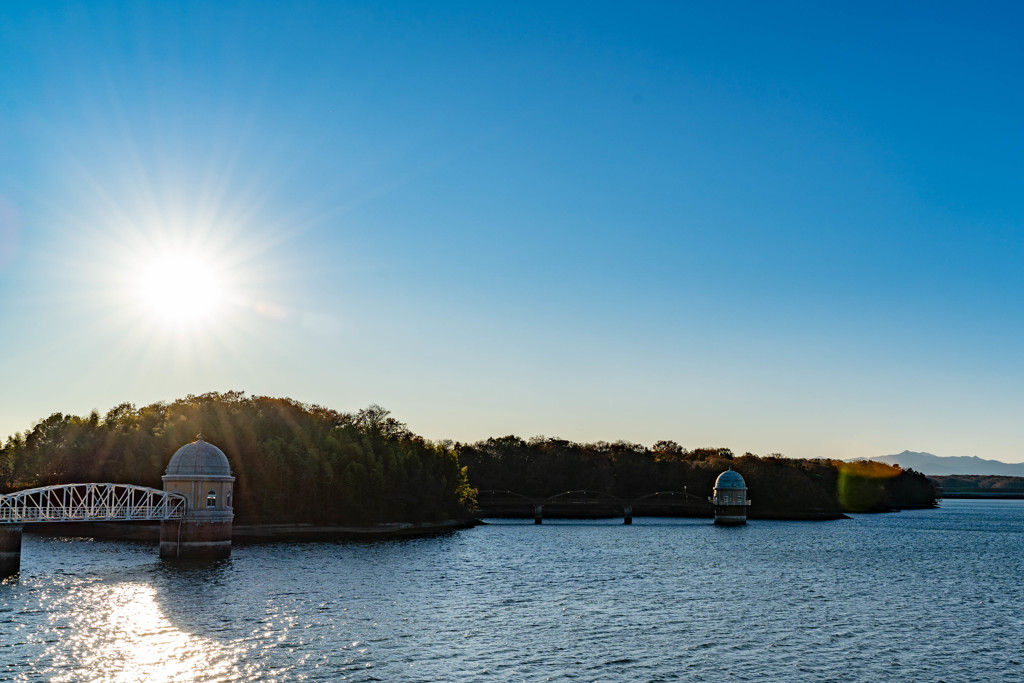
top-left (1, 1), bottom-right (1022, 462)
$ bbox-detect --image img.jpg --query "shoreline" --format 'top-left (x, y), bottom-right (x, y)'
top-left (25, 519), bottom-right (478, 543)
top-left (25, 506), bottom-right (936, 542)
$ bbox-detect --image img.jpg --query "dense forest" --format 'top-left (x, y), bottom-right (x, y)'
top-left (457, 436), bottom-right (937, 516)
top-left (929, 474), bottom-right (1024, 491)
top-left (929, 474), bottom-right (1024, 498)
top-left (0, 392), bottom-right (936, 524)
top-left (0, 392), bottom-right (473, 524)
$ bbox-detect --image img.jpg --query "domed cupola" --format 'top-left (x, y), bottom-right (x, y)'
top-left (711, 468), bottom-right (750, 526)
top-left (165, 438), bottom-right (233, 478)
top-left (714, 469), bottom-right (746, 491)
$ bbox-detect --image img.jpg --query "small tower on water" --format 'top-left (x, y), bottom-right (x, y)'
top-left (711, 468), bottom-right (750, 525)
top-left (160, 436), bottom-right (235, 559)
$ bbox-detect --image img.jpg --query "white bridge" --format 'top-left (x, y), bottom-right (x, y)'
top-left (0, 483), bottom-right (187, 524)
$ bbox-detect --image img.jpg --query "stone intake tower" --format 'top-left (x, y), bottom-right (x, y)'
top-left (711, 468), bottom-right (750, 526)
top-left (160, 436), bottom-right (235, 559)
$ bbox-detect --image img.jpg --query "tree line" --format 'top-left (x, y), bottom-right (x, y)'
top-left (0, 392), bottom-right (473, 524)
top-left (0, 393), bottom-right (935, 523)
top-left (456, 436), bottom-right (936, 516)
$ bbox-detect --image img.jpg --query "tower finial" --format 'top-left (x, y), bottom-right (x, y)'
top-left (197, 431), bottom-right (204, 441)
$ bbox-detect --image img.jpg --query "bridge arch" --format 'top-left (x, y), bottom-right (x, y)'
top-left (539, 490), bottom-right (631, 524)
top-left (629, 490), bottom-right (709, 507)
top-left (0, 483), bottom-right (188, 524)
top-left (476, 489), bottom-right (540, 505)
top-left (542, 490), bottom-right (627, 506)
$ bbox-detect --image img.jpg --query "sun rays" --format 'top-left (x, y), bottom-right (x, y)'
top-left (44, 185), bottom-right (299, 392)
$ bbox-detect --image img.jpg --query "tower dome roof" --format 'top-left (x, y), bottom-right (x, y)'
top-left (714, 469), bottom-right (746, 490)
top-left (164, 437), bottom-right (233, 478)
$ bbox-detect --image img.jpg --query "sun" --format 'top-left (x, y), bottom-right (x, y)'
top-left (133, 250), bottom-right (227, 327)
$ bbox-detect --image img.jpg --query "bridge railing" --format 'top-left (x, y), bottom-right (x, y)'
top-left (0, 483), bottom-right (187, 524)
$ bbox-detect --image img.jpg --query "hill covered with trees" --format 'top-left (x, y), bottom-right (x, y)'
top-left (0, 392), bottom-right (936, 523)
top-left (928, 474), bottom-right (1024, 498)
top-left (0, 392), bottom-right (474, 524)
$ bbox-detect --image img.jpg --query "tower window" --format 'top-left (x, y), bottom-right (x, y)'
top-left (206, 490), bottom-right (217, 508)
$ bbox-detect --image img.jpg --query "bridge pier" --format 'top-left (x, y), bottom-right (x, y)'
top-left (0, 525), bottom-right (23, 578)
top-left (623, 506), bottom-right (632, 525)
top-left (534, 505), bottom-right (543, 525)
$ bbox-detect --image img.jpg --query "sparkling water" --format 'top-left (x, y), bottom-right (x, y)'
top-left (2, 500), bottom-right (1021, 681)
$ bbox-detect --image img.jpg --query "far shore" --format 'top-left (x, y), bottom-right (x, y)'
top-left (939, 492), bottom-right (1024, 500)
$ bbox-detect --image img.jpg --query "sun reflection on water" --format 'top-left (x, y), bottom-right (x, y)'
top-left (45, 582), bottom-right (245, 683)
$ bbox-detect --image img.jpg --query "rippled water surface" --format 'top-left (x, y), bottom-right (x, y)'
top-left (2, 500), bottom-right (1023, 681)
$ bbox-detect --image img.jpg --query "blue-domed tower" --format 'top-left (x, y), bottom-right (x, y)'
top-left (711, 468), bottom-right (750, 525)
top-left (159, 436), bottom-right (235, 559)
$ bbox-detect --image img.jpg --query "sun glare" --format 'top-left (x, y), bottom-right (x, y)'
top-left (46, 582), bottom-right (246, 682)
top-left (134, 251), bottom-right (226, 327)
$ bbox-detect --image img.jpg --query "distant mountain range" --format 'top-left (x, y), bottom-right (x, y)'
top-left (849, 451), bottom-right (1024, 476)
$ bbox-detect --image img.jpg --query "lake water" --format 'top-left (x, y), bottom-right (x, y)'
top-left (1, 500), bottom-right (1022, 682)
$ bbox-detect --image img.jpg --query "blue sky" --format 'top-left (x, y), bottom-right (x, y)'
top-left (1, 1), bottom-right (1022, 461)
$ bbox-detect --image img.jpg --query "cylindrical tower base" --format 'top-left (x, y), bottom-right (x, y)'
top-left (713, 505), bottom-right (747, 526)
top-left (160, 520), bottom-right (232, 560)
top-left (0, 525), bottom-right (23, 578)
